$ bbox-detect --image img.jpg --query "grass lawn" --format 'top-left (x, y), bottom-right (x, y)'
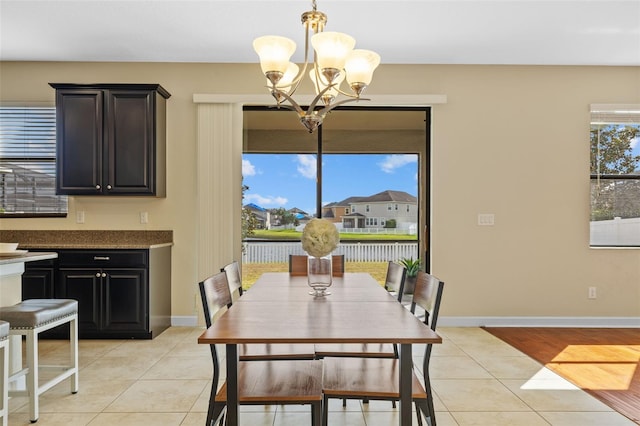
top-left (242, 261), bottom-right (388, 290)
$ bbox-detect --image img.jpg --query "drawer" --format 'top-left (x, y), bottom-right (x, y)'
top-left (58, 250), bottom-right (148, 268)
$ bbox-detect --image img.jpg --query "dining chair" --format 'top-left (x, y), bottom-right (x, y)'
top-left (384, 260), bottom-right (408, 303)
top-left (199, 271), bottom-right (323, 426)
top-left (221, 261), bottom-right (316, 361)
top-left (289, 254), bottom-right (345, 277)
top-left (314, 261), bottom-right (407, 360)
top-left (220, 261), bottom-right (243, 304)
top-left (321, 271), bottom-right (445, 426)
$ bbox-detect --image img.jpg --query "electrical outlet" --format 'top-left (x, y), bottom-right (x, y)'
top-left (588, 287), bottom-right (597, 299)
top-left (140, 212), bottom-right (148, 224)
top-left (76, 211), bottom-right (85, 224)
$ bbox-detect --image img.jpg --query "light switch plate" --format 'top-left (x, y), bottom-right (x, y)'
top-left (478, 213), bottom-right (495, 226)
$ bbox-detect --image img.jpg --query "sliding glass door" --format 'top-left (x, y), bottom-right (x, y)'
top-left (241, 106), bottom-right (430, 283)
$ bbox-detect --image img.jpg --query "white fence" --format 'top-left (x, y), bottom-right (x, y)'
top-left (242, 241), bottom-right (419, 263)
top-left (590, 217), bottom-right (640, 246)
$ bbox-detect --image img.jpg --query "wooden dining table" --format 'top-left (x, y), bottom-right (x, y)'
top-left (198, 272), bottom-right (442, 426)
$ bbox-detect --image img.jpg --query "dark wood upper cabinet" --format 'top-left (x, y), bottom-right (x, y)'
top-left (49, 83), bottom-right (170, 196)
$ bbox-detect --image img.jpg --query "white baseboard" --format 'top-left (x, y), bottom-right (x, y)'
top-left (440, 316), bottom-right (640, 328)
top-left (172, 316), bottom-right (199, 326)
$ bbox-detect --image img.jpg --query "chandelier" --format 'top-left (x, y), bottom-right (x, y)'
top-left (253, 0), bottom-right (380, 133)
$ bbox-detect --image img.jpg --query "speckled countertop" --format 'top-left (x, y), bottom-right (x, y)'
top-left (0, 230), bottom-right (173, 249)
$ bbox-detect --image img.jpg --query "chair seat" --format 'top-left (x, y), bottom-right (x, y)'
top-left (322, 357), bottom-right (427, 400)
top-left (240, 343), bottom-right (316, 360)
top-left (0, 321), bottom-right (8, 340)
top-left (314, 343), bottom-right (397, 358)
top-left (215, 359), bottom-right (323, 404)
top-left (0, 299), bottom-right (78, 329)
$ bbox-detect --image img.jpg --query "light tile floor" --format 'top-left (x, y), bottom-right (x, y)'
top-left (6, 326), bottom-right (638, 426)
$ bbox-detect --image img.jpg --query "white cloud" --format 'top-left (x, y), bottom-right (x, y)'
top-left (631, 137), bottom-right (639, 149)
top-left (296, 154), bottom-right (317, 179)
top-left (244, 193), bottom-right (287, 207)
top-left (378, 154), bottom-right (417, 173)
top-left (242, 159), bottom-right (256, 177)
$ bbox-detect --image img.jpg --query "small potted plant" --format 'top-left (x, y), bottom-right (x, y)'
top-left (398, 257), bottom-right (421, 294)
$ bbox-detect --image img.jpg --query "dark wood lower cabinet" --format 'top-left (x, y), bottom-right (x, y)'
top-left (58, 267), bottom-right (148, 337)
top-left (22, 260), bottom-right (55, 300)
top-left (22, 248), bottom-right (170, 339)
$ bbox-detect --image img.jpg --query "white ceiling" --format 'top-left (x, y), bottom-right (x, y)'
top-left (1, 0), bottom-right (639, 66)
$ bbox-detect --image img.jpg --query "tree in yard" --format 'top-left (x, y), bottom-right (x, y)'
top-left (590, 124), bottom-right (640, 175)
top-left (270, 207), bottom-right (299, 228)
top-left (242, 183), bottom-right (258, 242)
top-left (590, 124), bottom-right (640, 220)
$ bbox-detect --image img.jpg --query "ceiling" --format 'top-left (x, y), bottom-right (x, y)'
top-left (1, 0), bottom-right (639, 66)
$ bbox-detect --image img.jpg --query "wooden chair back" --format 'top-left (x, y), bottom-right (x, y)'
top-left (289, 254), bottom-right (345, 277)
top-left (384, 261), bottom-right (407, 302)
top-left (221, 261), bottom-right (243, 305)
top-left (199, 271), bottom-right (232, 329)
top-left (410, 271), bottom-right (445, 332)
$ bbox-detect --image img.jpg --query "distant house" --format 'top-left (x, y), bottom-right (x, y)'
top-left (243, 203), bottom-right (269, 229)
top-left (267, 207), bottom-right (312, 229)
top-left (322, 196), bottom-right (366, 225)
top-left (325, 190), bottom-right (417, 231)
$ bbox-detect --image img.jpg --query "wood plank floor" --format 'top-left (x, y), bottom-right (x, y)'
top-left (483, 327), bottom-right (640, 424)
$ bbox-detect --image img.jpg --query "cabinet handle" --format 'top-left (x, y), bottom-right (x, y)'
top-left (93, 256), bottom-right (110, 261)
top-left (95, 272), bottom-right (101, 277)
top-left (95, 184), bottom-right (101, 190)
top-left (101, 272), bottom-right (107, 278)
top-left (106, 184), bottom-right (112, 190)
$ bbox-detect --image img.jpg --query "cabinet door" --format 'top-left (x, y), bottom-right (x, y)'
top-left (58, 268), bottom-right (102, 334)
top-left (106, 90), bottom-right (155, 194)
top-left (55, 89), bottom-right (104, 194)
top-left (22, 267), bottom-right (55, 300)
top-left (102, 268), bottom-right (148, 332)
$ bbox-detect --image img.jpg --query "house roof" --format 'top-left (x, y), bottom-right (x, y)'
top-left (244, 203), bottom-right (266, 212)
top-left (362, 190), bottom-right (417, 203)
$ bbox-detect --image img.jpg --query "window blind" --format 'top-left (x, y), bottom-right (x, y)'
top-left (0, 106), bottom-right (67, 216)
top-left (590, 104), bottom-right (640, 124)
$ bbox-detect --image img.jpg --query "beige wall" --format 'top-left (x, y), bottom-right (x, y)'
top-left (1, 61), bottom-right (639, 323)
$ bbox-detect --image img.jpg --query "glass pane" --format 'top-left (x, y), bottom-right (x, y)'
top-left (242, 153), bottom-right (316, 227)
top-left (322, 153), bottom-right (418, 238)
top-left (590, 179), bottom-right (640, 246)
top-left (590, 124), bottom-right (640, 176)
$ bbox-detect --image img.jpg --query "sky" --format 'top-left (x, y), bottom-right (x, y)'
top-left (242, 153), bottom-right (419, 216)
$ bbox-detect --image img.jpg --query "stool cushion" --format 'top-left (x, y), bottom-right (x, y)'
top-left (0, 299), bottom-right (78, 329)
top-left (0, 319), bottom-right (8, 339)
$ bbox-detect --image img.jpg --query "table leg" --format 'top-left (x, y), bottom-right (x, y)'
top-left (225, 344), bottom-right (239, 426)
top-left (399, 343), bottom-right (412, 426)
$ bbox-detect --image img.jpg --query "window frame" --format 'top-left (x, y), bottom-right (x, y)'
top-left (589, 104), bottom-right (640, 247)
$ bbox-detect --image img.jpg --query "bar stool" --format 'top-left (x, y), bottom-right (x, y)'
top-left (0, 320), bottom-right (9, 426)
top-left (0, 300), bottom-right (79, 423)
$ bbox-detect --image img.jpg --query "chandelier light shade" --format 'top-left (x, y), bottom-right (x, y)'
top-left (253, 0), bottom-right (380, 132)
top-left (253, 36), bottom-right (297, 80)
